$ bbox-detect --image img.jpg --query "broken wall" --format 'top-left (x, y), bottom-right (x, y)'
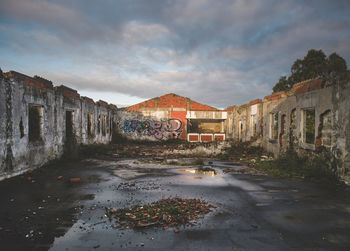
top-left (0, 71), bottom-right (117, 180)
top-left (227, 77), bottom-right (350, 183)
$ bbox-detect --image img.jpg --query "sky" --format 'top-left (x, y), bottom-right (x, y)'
top-left (0, 0), bottom-right (349, 109)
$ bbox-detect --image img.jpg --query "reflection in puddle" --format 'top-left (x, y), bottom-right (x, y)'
top-left (177, 168), bottom-right (218, 177)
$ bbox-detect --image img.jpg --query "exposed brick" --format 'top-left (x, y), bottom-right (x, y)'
top-left (295, 79), bottom-right (323, 95)
top-left (264, 91), bottom-right (286, 102)
top-left (190, 100), bottom-right (217, 111)
top-left (249, 99), bottom-right (262, 106)
top-left (55, 85), bottom-right (80, 99)
top-left (158, 93), bottom-right (187, 108)
top-left (127, 93), bottom-right (219, 111)
top-left (97, 100), bottom-right (109, 108)
top-left (5, 71), bottom-right (53, 91)
top-left (82, 96), bottom-right (95, 105)
top-left (109, 104), bottom-right (118, 110)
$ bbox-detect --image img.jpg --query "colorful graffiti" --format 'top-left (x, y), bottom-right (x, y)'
top-left (121, 118), bottom-right (183, 140)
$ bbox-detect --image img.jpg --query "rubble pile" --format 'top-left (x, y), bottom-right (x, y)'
top-left (105, 198), bottom-right (215, 230)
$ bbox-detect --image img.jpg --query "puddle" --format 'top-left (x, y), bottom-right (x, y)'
top-left (177, 168), bottom-right (218, 177)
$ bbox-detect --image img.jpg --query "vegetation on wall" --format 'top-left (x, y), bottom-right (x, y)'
top-left (273, 49), bottom-right (348, 93)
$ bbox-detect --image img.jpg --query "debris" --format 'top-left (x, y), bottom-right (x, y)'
top-left (57, 176), bottom-right (63, 180)
top-left (70, 178), bottom-right (81, 183)
top-left (27, 177), bottom-right (32, 181)
top-left (174, 228), bottom-right (180, 233)
top-left (105, 198), bottom-right (214, 230)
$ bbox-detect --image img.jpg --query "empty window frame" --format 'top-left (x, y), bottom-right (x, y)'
top-left (303, 108), bottom-right (315, 144)
top-left (239, 120), bottom-right (244, 139)
top-left (101, 115), bottom-right (106, 136)
top-left (97, 115), bottom-right (101, 134)
top-left (251, 115), bottom-right (257, 136)
top-left (87, 113), bottom-right (93, 137)
top-left (28, 104), bottom-right (44, 142)
top-left (270, 113), bottom-right (278, 140)
top-left (65, 110), bottom-right (74, 138)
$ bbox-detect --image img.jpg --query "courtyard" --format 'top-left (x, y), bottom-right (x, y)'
top-left (1, 143), bottom-right (350, 250)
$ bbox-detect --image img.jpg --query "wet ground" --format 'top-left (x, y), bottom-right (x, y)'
top-left (1, 156), bottom-right (350, 250)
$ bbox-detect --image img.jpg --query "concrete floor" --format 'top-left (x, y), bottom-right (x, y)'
top-left (1, 157), bottom-right (350, 250)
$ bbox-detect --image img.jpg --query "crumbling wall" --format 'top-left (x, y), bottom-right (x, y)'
top-left (0, 71), bottom-right (117, 180)
top-left (230, 77), bottom-right (350, 182)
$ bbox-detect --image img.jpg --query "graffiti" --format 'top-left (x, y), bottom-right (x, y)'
top-left (121, 118), bottom-right (183, 140)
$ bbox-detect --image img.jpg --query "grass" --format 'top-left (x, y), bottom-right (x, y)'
top-left (254, 148), bottom-right (340, 184)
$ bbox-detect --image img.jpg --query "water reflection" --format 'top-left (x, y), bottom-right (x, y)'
top-left (177, 168), bottom-right (218, 176)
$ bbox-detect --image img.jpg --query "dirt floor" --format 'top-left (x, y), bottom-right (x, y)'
top-left (1, 142), bottom-right (350, 250)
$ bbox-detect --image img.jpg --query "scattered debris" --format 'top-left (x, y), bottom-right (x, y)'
top-left (105, 198), bottom-right (215, 230)
top-left (70, 178), bottom-right (81, 183)
top-left (57, 176), bottom-right (63, 180)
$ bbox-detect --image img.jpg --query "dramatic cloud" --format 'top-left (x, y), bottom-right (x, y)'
top-left (0, 0), bottom-right (349, 108)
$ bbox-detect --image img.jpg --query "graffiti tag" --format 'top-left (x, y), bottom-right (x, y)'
top-left (121, 118), bottom-right (183, 140)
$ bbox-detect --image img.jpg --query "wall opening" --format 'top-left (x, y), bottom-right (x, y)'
top-left (251, 115), bottom-right (257, 137)
top-left (101, 115), bottom-right (106, 136)
top-left (65, 110), bottom-right (74, 139)
top-left (280, 114), bottom-right (286, 146)
top-left (239, 120), bottom-right (244, 141)
top-left (19, 117), bottom-right (24, 138)
top-left (187, 119), bottom-right (224, 134)
top-left (317, 110), bottom-right (332, 147)
top-left (303, 108), bottom-right (315, 144)
top-left (87, 113), bottom-right (93, 137)
top-left (97, 115), bottom-right (101, 134)
top-left (270, 113), bottom-right (278, 140)
top-left (28, 104), bottom-right (43, 142)
top-left (289, 108), bottom-right (297, 147)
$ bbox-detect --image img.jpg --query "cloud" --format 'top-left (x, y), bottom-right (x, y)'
top-left (0, 0), bottom-right (349, 108)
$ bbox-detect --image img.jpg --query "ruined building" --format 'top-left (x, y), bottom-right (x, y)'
top-left (1, 69), bottom-right (350, 183)
top-left (0, 71), bottom-right (118, 180)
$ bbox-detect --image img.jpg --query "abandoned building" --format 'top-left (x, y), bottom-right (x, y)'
top-left (0, 71), bottom-right (118, 180)
top-left (119, 93), bottom-right (227, 142)
top-left (0, 69), bottom-right (350, 183)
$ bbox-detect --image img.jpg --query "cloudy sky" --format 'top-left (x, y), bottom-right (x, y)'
top-left (1, 0), bottom-right (349, 108)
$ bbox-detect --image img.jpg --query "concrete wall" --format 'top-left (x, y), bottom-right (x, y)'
top-left (226, 78), bottom-right (350, 183)
top-left (0, 71), bottom-right (117, 180)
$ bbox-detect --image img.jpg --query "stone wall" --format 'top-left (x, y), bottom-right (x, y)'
top-left (0, 71), bottom-right (118, 180)
top-left (227, 77), bottom-right (350, 183)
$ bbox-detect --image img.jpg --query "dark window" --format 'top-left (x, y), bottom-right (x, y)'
top-left (97, 115), bottom-right (101, 134)
top-left (19, 117), bottom-right (24, 138)
top-left (66, 111), bottom-right (74, 138)
top-left (28, 105), bottom-right (43, 142)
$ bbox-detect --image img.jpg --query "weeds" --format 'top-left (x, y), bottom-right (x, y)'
top-left (254, 148), bottom-right (340, 184)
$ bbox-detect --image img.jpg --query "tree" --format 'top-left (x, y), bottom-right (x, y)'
top-left (272, 76), bottom-right (291, 93)
top-left (327, 52), bottom-right (347, 81)
top-left (272, 49), bottom-right (347, 92)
